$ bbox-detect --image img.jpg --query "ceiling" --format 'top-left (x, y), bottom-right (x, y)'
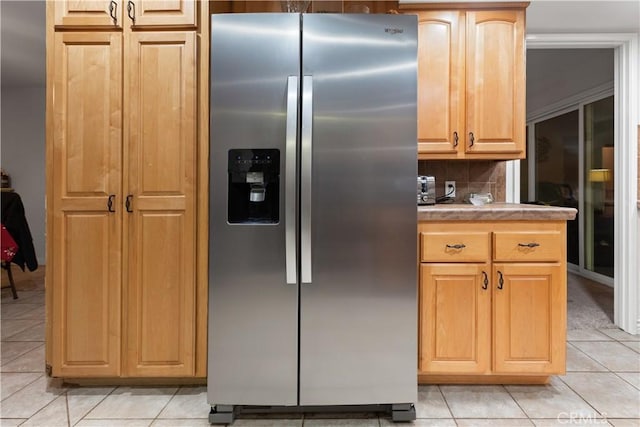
top-left (1, 0), bottom-right (639, 87)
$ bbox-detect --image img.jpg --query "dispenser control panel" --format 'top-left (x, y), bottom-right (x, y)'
top-left (227, 149), bottom-right (280, 224)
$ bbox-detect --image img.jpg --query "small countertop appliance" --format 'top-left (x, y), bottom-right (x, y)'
top-left (417, 176), bottom-right (435, 205)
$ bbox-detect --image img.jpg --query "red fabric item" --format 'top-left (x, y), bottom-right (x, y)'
top-left (1, 224), bottom-right (18, 262)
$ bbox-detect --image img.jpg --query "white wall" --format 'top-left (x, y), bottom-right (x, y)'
top-left (1, 86), bottom-right (46, 265)
top-left (527, 49), bottom-right (614, 116)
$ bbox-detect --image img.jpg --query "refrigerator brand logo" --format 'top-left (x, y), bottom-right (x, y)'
top-left (384, 28), bottom-right (404, 35)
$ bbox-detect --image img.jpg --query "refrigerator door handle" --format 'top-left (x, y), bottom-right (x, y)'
top-left (301, 75), bottom-right (313, 284)
top-left (286, 76), bottom-right (299, 285)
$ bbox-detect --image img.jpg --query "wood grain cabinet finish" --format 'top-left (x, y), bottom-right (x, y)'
top-left (51, 32), bottom-right (123, 377)
top-left (48, 3), bottom-right (200, 379)
top-left (411, 8), bottom-right (525, 160)
top-left (418, 221), bottom-right (567, 383)
top-left (54, 0), bottom-right (196, 28)
top-left (420, 263), bottom-right (491, 374)
top-left (125, 31), bottom-right (197, 377)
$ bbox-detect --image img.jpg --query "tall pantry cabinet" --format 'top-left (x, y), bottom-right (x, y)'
top-left (46, 0), bottom-right (206, 378)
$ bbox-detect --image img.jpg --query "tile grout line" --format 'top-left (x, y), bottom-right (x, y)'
top-left (501, 383), bottom-right (535, 424)
top-left (434, 384), bottom-right (457, 424)
top-left (149, 385), bottom-right (181, 426)
top-left (0, 341), bottom-right (45, 368)
top-left (0, 372), bottom-right (45, 403)
top-left (73, 384), bottom-right (119, 426)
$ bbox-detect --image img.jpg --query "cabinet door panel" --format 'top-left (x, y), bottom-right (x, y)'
top-left (125, 32), bottom-right (196, 377)
top-left (493, 263), bottom-right (566, 374)
top-left (129, 0), bottom-right (196, 27)
top-left (466, 10), bottom-right (525, 156)
top-left (55, 0), bottom-right (122, 28)
top-left (416, 11), bottom-right (464, 157)
top-left (52, 32), bottom-right (122, 377)
top-left (420, 264), bottom-right (491, 374)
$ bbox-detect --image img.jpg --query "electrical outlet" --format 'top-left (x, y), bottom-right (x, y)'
top-left (445, 181), bottom-right (456, 198)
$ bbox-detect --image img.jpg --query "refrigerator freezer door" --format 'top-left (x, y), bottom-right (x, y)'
top-left (299, 14), bottom-right (418, 405)
top-left (208, 14), bottom-right (300, 406)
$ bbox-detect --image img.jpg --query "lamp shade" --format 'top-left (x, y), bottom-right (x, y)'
top-left (588, 168), bottom-right (611, 182)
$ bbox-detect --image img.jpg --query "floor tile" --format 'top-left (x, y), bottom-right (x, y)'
top-left (157, 385), bottom-right (209, 419)
top-left (0, 372), bottom-right (42, 401)
top-left (598, 329), bottom-right (640, 342)
top-left (506, 377), bottom-right (597, 419)
top-left (0, 419), bottom-right (28, 427)
top-left (1, 341), bottom-right (42, 366)
top-left (571, 341), bottom-right (640, 372)
top-left (416, 385), bottom-right (452, 419)
top-left (152, 419), bottom-right (211, 426)
top-left (621, 341), bottom-right (640, 353)
top-left (561, 373), bottom-right (640, 418)
top-left (456, 419), bottom-right (534, 426)
top-left (21, 394), bottom-right (69, 427)
top-left (567, 329), bottom-right (613, 341)
top-left (0, 303), bottom-right (43, 320)
top-left (67, 386), bottom-right (115, 426)
top-left (302, 420), bottom-right (375, 427)
top-left (1, 319), bottom-right (41, 340)
top-left (0, 344), bottom-right (45, 373)
top-left (75, 419), bottom-right (153, 426)
top-left (566, 343), bottom-right (608, 372)
top-left (3, 322), bottom-right (45, 342)
top-left (616, 372), bottom-right (640, 390)
top-left (608, 420), bottom-right (640, 427)
top-left (0, 375), bottom-right (66, 418)
top-left (381, 419), bottom-right (455, 427)
top-left (85, 386), bottom-right (178, 419)
top-left (2, 292), bottom-right (45, 305)
top-left (532, 418), bottom-right (612, 426)
top-left (440, 385), bottom-right (526, 418)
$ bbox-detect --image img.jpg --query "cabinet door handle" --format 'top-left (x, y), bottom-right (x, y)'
top-left (445, 243), bottom-right (466, 250)
top-left (518, 242), bottom-right (540, 248)
top-left (482, 271), bottom-right (488, 290)
top-left (453, 131), bottom-right (459, 148)
top-left (127, 0), bottom-right (135, 23)
top-left (107, 194), bottom-right (116, 212)
top-left (125, 195), bottom-right (133, 213)
top-left (108, 0), bottom-right (117, 25)
top-left (469, 132), bottom-right (475, 147)
top-left (497, 270), bottom-right (504, 290)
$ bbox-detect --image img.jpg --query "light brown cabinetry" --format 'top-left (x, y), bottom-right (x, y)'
top-left (418, 221), bottom-right (567, 384)
top-left (54, 0), bottom-right (196, 28)
top-left (409, 7), bottom-right (526, 160)
top-left (48, 1), bottom-right (200, 378)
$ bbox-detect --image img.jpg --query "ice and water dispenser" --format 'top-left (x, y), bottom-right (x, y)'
top-left (227, 149), bottom-right (280, 224)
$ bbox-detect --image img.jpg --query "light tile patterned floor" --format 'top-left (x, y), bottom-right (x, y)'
top-left (1, 269), bottom-right (639, 426)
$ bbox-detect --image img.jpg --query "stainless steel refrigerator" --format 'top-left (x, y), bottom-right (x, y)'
top-left (208, 13), bottom-right (418, 424)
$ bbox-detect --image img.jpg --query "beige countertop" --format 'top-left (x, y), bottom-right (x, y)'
top-left (418, 203), bottom-right (578, 221)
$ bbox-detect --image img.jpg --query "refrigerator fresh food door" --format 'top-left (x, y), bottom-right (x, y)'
top-left (299, 14), bottom-right (418, 405)
top-left (208, 13), bottom-right (300, 406)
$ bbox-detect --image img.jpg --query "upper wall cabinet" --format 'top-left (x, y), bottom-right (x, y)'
top-left (54, 0), bottom-right (196, 29)
top-left (409, 7), bottom-right (526, 160)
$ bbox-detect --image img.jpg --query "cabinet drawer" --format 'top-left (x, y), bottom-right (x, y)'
top-left (493, 231), bottom-right (562, 262)
top-left (421, 232), bottom-right (490, 262)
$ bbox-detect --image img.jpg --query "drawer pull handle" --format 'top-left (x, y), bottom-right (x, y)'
top-left (453, 131), bottom-right (459, 147)
top-left (469, 132), bottom-right (475, 147)
top-left (125, 195), bottom-right (133, 213)
top-left (518, 242), bottom-right (540, 248)
top-left (446, 244), bottom-right (466, 250)
top-left (482, 271), bottom-right (488, 290)
top-left (497, 270), bottom-right (504, 290)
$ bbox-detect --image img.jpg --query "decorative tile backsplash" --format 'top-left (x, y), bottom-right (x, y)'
top-left (418, 160), bottom-right (506, 203)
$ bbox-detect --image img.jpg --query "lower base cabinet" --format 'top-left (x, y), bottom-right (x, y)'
top-left (418, 221), bottom-right (567, 383)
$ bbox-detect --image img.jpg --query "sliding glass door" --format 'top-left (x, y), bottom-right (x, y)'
top-left (521, 94), bottom-right (614, 282)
